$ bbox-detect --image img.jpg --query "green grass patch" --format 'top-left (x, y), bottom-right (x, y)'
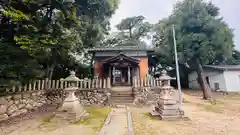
top-left (41, 114), bottom-right (55, 123)
top-left (203, 104), bottom-right (223, 113)
top-left (182, 98), bottom-right (191, 103)
top-left (39, 114), bottom-right (58, 132)
top-left (73, 106), bottom-right (111, 132)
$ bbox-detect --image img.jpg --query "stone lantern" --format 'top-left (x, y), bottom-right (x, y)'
top-left (150, 70), bottom-right (184, 120)
top-left (54, 71), bottom-right (86, 122)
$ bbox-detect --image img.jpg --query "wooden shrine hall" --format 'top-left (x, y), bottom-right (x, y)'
top-left (88, 45), bottom-right (155, 86)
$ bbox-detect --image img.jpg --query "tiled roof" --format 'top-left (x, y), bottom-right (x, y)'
top-left (87, 45), bottom-right (154, 52)
top-left (204, 65), bottom-right (240, 70)
top-left (102, 52), bottom-right (140, 64)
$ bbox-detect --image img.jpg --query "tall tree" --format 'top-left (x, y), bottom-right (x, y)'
top-left (105, 15), bottom-right (152, 46)
top-left (153, 0), bottom-right (234, 99)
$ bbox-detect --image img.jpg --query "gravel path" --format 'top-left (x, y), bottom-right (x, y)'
top-left (98, 106), bottom-right (128, 135)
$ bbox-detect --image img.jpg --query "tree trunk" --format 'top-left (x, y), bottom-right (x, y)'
top-left (195, 59), bottom-right (212, 99)
top-left (48, 62), bottom-right (56, 80)
top-left (129, 28), bottom-right (132, 38)
top-left (90, 53), bottom-right (95, 78)
top-left (46, 65), bottom-right (50, 78)
top-left (44, 65), bottom-right (50, 90)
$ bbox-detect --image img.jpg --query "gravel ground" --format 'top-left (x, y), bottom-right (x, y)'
top-left (0, 104), bottom-right (58, 135)
top-left (0, 104), bottom-right (96, 135)
top-left (131, 91), bottom-right (240, 135)
top-left (2, 91), bottom-right (240, 135)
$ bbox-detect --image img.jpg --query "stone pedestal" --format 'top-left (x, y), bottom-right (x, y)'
top-left (154, 90), bottom-right (184, 120)
top-left (150, 70), bottom-right (184, 120)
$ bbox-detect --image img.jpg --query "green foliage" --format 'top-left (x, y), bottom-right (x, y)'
top-left (0, 0), bottom-right (119, 86)
top-left (153, 0), bottom-right (234, 68)
top-left (152, 0), bottom-right (236, 94)
top-left (223, 50), bottom-right (240, 65)
top-left (106, 15), bottom-right (152, 47)
top-left (1, 8), bottom-right (30, 21)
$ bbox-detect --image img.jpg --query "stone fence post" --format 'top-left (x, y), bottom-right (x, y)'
top-left (107, 77), bottom-right (111, 88)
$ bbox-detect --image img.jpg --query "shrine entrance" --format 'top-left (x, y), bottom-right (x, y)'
top-left (102, 52), bottom-right (140, 87)
top-left (112, 67), bottom-right (130, 86)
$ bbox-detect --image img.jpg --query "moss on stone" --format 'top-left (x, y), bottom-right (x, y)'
top-left (72, 106), bottom-right (111, 132)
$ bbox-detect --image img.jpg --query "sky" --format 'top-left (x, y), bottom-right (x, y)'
top-left (110, 0), bottom-right (240, 49)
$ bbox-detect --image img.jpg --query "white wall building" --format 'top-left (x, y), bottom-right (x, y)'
top-left (188, 65), bottom-right (240, 92)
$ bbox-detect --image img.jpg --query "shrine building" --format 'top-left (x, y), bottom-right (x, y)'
top-left (88, 45), bottom-right (154, 86)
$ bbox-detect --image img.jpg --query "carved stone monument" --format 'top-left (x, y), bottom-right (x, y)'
top-left (53, 71), bottom-right (86, 123)
top-left (150, 70), bottom-right (184, 120)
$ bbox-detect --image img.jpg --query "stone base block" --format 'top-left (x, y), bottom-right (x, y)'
top-left (158, 104), bottom-right (179, 110)
top-left (53, 110), bottom-right (87, 123)
top-left (159, 114), bottom-right (184, 121)
top-left (150, 107), bottom-right (186, 121)
top-left (149, 110), bottom-right (160, 117)
top-left (0, 114), bottom-right (8, 121)
top-left (53, 99), bottom-right (87, 123)
top-left (158, 109), bottom-right (179, 115)
top-left (157, 99), bottom-right (177, 105)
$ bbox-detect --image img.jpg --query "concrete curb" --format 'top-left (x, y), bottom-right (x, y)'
top-left (97, 108), bottom-right (114, 135)
top-left (126, 106), bottom-right (134, 135)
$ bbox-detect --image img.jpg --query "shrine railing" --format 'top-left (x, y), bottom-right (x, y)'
top-left (0, 78), bottom-right (111, 95)
top-left (132, 76), bottom-right (162, 88)
top-left (1, 76), bottom-right (167, 95)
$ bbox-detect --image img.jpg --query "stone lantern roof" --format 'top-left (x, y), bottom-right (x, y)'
top-left (159, 70), bottom-right (176, 81)
top-left (60, 71), bottom-right (81, 82)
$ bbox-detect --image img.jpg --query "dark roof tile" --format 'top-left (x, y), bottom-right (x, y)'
top-left (204, 65), bottom-right (240, 70)
top-left (87, 45), bottom-right (154, 52)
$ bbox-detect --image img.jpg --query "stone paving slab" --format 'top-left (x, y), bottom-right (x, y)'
top-left (98, 107), bottom-right (128, 135)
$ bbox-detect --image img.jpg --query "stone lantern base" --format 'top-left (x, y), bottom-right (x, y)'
top-left (150, 70), bottom-right (185, 120)
top-left (150, 87), bottom-right (184, 120)
top-left (150, 100), bottom-right (184, 120)
top-left (52, 87), bottom-right (87, 123)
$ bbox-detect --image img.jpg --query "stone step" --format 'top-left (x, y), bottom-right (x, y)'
top-left (111, 103), bottom-right (133, 107)
top-left (111, 86), bottom-right (132, 92)
top-left (111, 95), bottom-right (133, 97)
top-left (111, 94), bottom-right (133, 97)
top-left (112, 99), bottom-right (134, 103)
top-left (111, 91), bottom-right (133, 95)
top-left (111, 96), bottom-right (134, 100)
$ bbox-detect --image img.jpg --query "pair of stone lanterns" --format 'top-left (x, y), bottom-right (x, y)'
top-left (52, 70), bottom-right (184, 121)
top-left (150, 70), bottom-right (184, 120)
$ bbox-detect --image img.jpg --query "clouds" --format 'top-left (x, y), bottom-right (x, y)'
top-left (110, 0), bottom-right (240, 49)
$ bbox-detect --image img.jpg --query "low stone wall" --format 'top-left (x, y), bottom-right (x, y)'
top-left (133, 87), bottom-right (180, 106)
top-left (0, 88), bottom-right (111, 122)
top-left (133, 87), bottom-right (161, 106)
top-left (76, 89), bottom-right (110, 106)
top-left (45, 89), bottom-right (111, 106)
top-left (0, 91), bottom-right (47, 121)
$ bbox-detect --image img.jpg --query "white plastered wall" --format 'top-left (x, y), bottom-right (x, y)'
top-left (188, 70), bottom-right (227, 91)
top-left (223, 70), bottom-right (240, 92)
